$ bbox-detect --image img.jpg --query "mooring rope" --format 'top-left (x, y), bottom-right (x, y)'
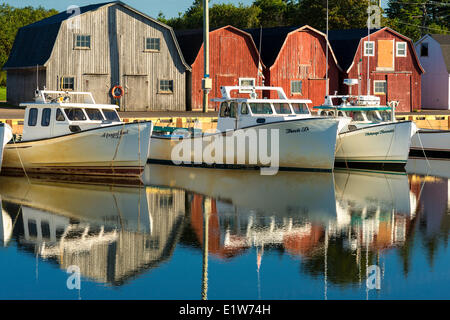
top-left (11, 134), bottom-right (31, 184)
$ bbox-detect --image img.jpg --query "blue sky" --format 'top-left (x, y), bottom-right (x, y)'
top-left (2, 0), bottom-right (254, 18)
top-left (3, 0), bottom-right (389, 19)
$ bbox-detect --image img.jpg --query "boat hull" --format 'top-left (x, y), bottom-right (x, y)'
top-left (410, 130), bottom-right (450, 159)
top-left (2, 122), bottom-right (152, 178)
top-left (335, 121), bottom-right (413, 169)
top-left (0, 123), bottom-right (13, 172)
top-left (149, 118), bottom-right (339, 172)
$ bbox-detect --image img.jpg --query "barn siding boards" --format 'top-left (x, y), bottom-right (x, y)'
top-left (178, 26), bottom-right (262, 111)
top-left (331, 28), bottom-right (423, 112)
top-left (4, 1), bottom-right (188, 111)
top-left (260, 26), bottom-right (341, 108)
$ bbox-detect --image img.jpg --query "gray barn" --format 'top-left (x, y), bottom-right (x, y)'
top-left (3, 1), bottom-right (190, 111)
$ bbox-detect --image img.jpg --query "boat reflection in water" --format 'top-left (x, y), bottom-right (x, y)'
top-left (0, 163), bottom-right (448, 299)
top-left (0, 176), bottom-right (185, 286)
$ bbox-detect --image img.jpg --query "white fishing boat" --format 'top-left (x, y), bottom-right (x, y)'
top-left (2, 90), bottom-right (152, 178)
top-left (0, 122), bottom-right (13, 171)
top-left (314, 81), bottom-right (416, 169)
top-left (150, 86), bottom-right (340, 173)
top-left (409, 129), bottom-right (450, 159)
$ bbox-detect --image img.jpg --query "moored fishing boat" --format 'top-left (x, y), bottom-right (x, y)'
top-left (314, 84), bottom-right (416, 170)
top-left (409, 129), bottom-right (450, 159)
top-left (2, 90), bottom-right (152, 178)
top-left (150, 86), bottom-right (341, 173)
top-left (0, 122), bottom-right (13, 172)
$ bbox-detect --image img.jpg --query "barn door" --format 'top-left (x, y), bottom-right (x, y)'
top-left (82, 74), bottom-right (109, 104)
top-left (387, 74), bottom-right (411, 112)
top-left (124, 75), bottom-right (149, 111)
top-left (308, 79), bottom-right (327, 109)
top-left (377, 40), bottom-right (394, 71)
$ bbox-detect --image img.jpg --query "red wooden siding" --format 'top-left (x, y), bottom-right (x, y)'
top-left (344, 28), bottom-right (423, 112)
top-left (266, 28), bottom-right (341, 108)
top-left (190, 26), bottom-right (262, 111)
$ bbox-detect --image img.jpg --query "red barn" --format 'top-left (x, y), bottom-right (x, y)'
top-left (328, 27), bottom-right (424, 112)
top-left (176, 25), bottom-right (263, 111)
top-left (247, 25), bottom-right (342, 108)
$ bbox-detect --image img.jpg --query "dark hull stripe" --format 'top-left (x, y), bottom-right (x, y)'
top-left (409, 148), bottom-right (450, 159)
top-left (1, 166), bottom-right (144, 177)
top-left (334, 161), bottom-right (407, 172)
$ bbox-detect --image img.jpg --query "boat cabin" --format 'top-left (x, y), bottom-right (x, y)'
top-left (213, 86), bottom-right (312, 132)
top-left (314, 95), bottom-right (394, 124)
top-left (20, 90), bottom-right (122, 141)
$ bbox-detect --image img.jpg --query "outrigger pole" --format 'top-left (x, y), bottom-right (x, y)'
top-left (202, 0), bottom-right (212, 113)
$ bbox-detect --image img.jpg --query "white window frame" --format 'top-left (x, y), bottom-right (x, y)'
top-left (373, 80), bottom-right (387, 95)
top-left (291, 80), bottom-right (302, 95)
top-left (60, 76), bottom-right (75, 91)
top-left (238, 78), bottom-right (255, 93)
top-left (364, 41), bottom-right (375, 57)
top-left (396, 42), bottom-right (407, 57)
top-left (145, 37), bottom-right (161, 52)
top-left (74, 34), bottom-right (91, 49)
top-left (159, 79), bottom-right (174, 94)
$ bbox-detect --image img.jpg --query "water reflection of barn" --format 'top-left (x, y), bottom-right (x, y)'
top-left (1, 182), bottom-right (186, 286)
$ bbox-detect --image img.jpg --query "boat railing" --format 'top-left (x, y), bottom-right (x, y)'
top-left (32, 90), bottom-right (96, 104)
top-left (219, 86), bottom-right (288, 100)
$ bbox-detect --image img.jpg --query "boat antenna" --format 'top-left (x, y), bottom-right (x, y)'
top-left (36, 64), bottom-right (39, 91)
top-left (367, 3), bottom-right (370, 96)
top-left (258, 25), bottom-right (263, 86)
top-left (325, 0), bottom-right (329, 97)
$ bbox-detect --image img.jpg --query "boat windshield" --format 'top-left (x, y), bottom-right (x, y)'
top-left (366, 110), bottom-right (383, 122)
top-left (85, 108), bottom-right (105, 121)
top-left (273, 103), bottom-right (292, 114)
top-left (379, 110), bottom-right (392, 121)
top-left (64, 108), bottom-right (87, 121)
top-left (291, 103), bottom-right (309, 114)
top-left (350, 111), bottom-right (365, 121)
top-left (102, 109), bottom-right (120, 122)
top-left (249, 102), bottom-right (273, 114)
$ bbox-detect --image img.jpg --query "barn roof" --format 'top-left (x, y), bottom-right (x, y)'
top-left (175, 25), bottom-right (263, 67)
top-left (326, 28), bottom-right (379, 72)
top-left (430, 34), bottom-right (450, 73)
top-left (3, 1), bottom-right (190, 70)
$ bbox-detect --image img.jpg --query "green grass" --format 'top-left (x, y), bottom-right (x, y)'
top-left (0, 87), bottom-right (6, 101)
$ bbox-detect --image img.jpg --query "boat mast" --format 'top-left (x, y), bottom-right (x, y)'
top-left (325, 0), bottom-right (329, 96)
top-left (367, 3), bottom-right (370, 96)
top-left (202, 0), bottom-right (211, 113)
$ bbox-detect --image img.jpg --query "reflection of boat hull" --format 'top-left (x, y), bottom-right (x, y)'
top-left (0, 123), bottom-right (13, 172)
top-left (149, 118), bottom-right (339, 171)
top-left (410, 130), bottom-right (450, 159)
top-left (335, 121), bottom-right (413, 169)
top-left (2, 122), bottom-right (152, 178)
top-left (144, 163), bottom-right (337, 223)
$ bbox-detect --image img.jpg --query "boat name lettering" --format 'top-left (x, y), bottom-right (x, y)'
top-left (286, 127), bottom-right (309, 134)
top-left (365, 129), bottom-right (394, 136)
top-left (101, 130), bottom-right (129, 139)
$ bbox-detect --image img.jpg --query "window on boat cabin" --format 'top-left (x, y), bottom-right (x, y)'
top-left (291, 103), bottom-right (309, 114)
top-left (320, 111), bottom-right (327, 116)
top-left (367, 110), bottom-right (383, 122)
top-left (396, 42), bottom-right (407, 57)
top-left (379, 110), bottom-right (392, 121)
top-left (338, 111), bottom-right (345, 117)
top-left (249, 102), bottom-right (273, 114)
top-left (74, 34), bottom-right (91, 49)
top-left (364, 41), bottom-right (375, 56)
top-left (64, 108), bottom-right (86, 121)
top-left (56, 108), bottom-right (66, 121)
top-left (420, 42), bottom-right (428, 57)
top-left (85, 108), bottom-right (105, 121)
top-left (229, 102), bottom-right (238, 118)
top-left (159, 80), bottom-right (173, 93)
top-left (27, 219), bottom-right (38, 238)
top-left (291, 81), bottom-right (302, 94)
top-left (273, 103), bottom-right (292, 114)
top-left (220, 102), bottom-right (229, 117)
top-left (241, 102), bottom-right (249, 115)
top-left (373, 80), bottom-right (387, 95)
top-left (28, 108), bottom-right (38, 126)
top-left (328, 111), bottom-right (335, 116)
top-left (102, 109), bottom-right (120, 122)
top-left (145, 37), bottom-right (160, 51)
top-left (60, 77), bottom-right (75, 91)
top-left (41, 108), bottom-right (51, 127)
top-left (350, 111), bottom-right (365, 121)
top-left (238, 78), bottom-right (255, 93)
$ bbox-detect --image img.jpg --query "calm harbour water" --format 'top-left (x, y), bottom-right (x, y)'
top-left (0, 159), bottom-right (449, 300)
